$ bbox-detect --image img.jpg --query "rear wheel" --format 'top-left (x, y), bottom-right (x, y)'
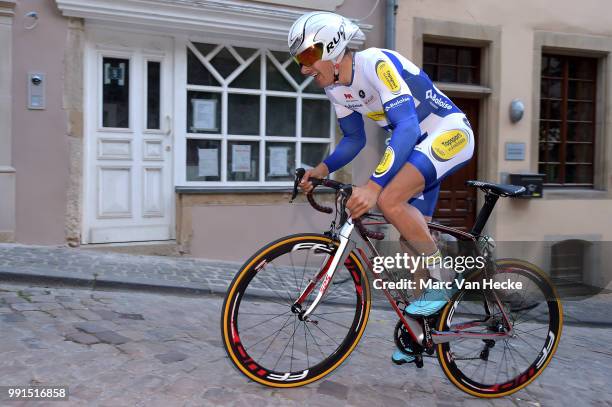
top-left (436, 259), bottom-right (563, 398)
top-left (221, 234), bottom-right (371, 387)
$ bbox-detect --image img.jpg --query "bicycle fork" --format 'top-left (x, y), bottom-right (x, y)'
top-left (292, 219), bottom-right (356, 321)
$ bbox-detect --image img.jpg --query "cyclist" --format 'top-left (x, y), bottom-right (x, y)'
top-left (289, 12), bottom-right (474, 364)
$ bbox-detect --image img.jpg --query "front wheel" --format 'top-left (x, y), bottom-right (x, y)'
top-left (221, 234), bottom-right (371, 387)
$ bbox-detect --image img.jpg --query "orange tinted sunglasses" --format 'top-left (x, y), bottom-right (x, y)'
top-left (293, 43), bottom-right (324, 67)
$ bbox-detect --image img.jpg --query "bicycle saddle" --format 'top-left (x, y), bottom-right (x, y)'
top-left (466, 180), bottom-right (526, 197)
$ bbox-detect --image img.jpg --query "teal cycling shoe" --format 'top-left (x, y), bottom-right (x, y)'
top-left (405, 284), bottom-right (458, 317)
top-left (391, 348), bottom-right (415, 365)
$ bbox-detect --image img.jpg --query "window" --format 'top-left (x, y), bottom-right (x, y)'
top-left (102, 57), bottom-right (130, 128)
top-left (423, 43), bottom-right (481, 84)
top-left (550, 239), bottom-right (588, 285)
top-left (184, 42), bottom-right (333, 185)
top-left (146, 61), bottom-right (161, 130)
top-left (539, 54), bottom-right (597, 187)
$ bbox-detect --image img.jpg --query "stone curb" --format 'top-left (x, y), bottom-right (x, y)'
top-left (0, 270), bottom-right (230, 297)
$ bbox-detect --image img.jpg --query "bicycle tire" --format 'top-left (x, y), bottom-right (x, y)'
top-left (436, 259), bottom-right (563, 398)
top-left (221, 233), bottom-right (371, 387)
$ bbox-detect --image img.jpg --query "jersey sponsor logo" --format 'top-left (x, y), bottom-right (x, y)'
top-left (375, 59), bottom-right (401, 95)
top-left (366, 111), bottom-right (386, 121)
top-left (430, 129), bottom-right (468, 162)
top-left (326, 22), bottom-right (346, 53)
top-left (373, 146), bottom-right (395, 177)
top-left (364, 95), bottom-right (375, 104)
top-left (346, 103), bottom-right (363, 109)
top-left (425, 89), bottom-right (452, 110)
top-left (359, 89), bottom-right (366, 98)
top-left (344, 93), bottom-right (354, 100)
top-left (384, 96), bottom-right (411, 112)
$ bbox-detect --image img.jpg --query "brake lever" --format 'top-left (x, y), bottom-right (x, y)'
top-left (337, 184), bottom-right (353, 225)
top-left (290, 168), bottom-right (306, 202)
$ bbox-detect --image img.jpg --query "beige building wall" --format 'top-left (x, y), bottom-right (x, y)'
top-left (11, 0), bottom-right (609, 281)
top-left (5, 0), bottom-right (387, 255)
top-left (186, 197), bottom-right (335, 260)
top-left (395, 0), bottom-right (612, 242)
top-left (393, 0), bottom-right (612, 288)
top-left (1, 0), bottom-right (386, 258)
top-left (12, 0), bottom-right (70, 244)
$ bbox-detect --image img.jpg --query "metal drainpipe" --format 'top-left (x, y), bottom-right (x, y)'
top-left (385, 0), bottom-right (397, 50)
top-left (376, 0), bottom-right (399, 242)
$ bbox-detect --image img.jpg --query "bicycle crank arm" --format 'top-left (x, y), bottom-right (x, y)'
top-left (301, 220), bottom-right (355, 319)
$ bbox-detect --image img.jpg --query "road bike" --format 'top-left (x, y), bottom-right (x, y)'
top-left (221, 168), bottom-right (563, 398)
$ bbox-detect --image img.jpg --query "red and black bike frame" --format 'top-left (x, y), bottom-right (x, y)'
top-left (290, 168), bottom-right (514, 346)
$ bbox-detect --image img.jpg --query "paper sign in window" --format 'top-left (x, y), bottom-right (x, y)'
top-left (198, 148), bottom-right (218, 177)
top-left (192, 99), bottom-right (218, 131)
top-left (232, 144), bottom-right (251, 173)
top-left (269, 146), bottom-right (289, 176)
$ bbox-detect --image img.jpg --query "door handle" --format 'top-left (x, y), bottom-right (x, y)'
top-left (165, 115), bottom-right (172, 136)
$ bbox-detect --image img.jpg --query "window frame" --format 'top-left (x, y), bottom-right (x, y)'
top-left (538, 53), bottom-right (597, 188)
top-left (422, 42), bottom-right (482, 85)
top-left (177, 39), bottom-right (335, 187)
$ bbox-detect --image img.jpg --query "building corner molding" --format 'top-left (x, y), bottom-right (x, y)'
top-left (64, 17), bottom-right (86, 246)
top-left (55, 0), bottom-right (370, 46)
top-left (250, 0), bottom-right (344, 11)
top-left (0, 0), bottom-right (16, 17)
top-left (0, 0), bottom-right (15, 241)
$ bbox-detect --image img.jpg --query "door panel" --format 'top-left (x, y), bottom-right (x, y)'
top-left (143, 166), bottom-right (164, 217)
top-left (97, 167), bottom-right (131, 218)
top-left (433, 98), bottom-right (479, 231)
top-left (84, 30), bottom-right (174, 243)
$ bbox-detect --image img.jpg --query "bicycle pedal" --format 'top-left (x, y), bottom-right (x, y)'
top-left (415, 354), bottom-right (424, 368)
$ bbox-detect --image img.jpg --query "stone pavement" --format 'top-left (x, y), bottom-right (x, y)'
top-left (0, 283), bottom-right (611, 407)
top-left (0, 243), bottom-right (611, 327)
top-left (0, 243), bottom-right (241, 295)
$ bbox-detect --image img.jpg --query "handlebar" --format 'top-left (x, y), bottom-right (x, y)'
top-left (291, 168), bottom-right (385, 240)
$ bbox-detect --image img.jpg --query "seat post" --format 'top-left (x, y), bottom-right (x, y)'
top-left (470, 192), bottom-right (500, 236)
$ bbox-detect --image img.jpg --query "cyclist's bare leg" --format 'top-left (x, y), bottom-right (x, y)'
top-left (399, 222), bottom-right (431, 298)
top-left (378, 162), bottom-right (455, 299)
top-left (377, 163), bottom-right (437, 256)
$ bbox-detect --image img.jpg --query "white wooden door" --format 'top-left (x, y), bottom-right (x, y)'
top-left (83, 29), bottom-right (174, 243)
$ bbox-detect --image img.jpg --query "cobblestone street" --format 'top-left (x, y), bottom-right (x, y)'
top-left (1, 244), bottom-right (612, 406)
top-left (1, 281), bottom-right (611, 406)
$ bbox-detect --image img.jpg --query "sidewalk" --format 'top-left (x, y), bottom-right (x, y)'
top-left (1, 243), bottom-right (611, 327)
top-left (0, 243), bottom-right (240, 296)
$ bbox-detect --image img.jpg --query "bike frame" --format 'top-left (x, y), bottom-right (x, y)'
top-left (293, 212), bottom-right (514, 346)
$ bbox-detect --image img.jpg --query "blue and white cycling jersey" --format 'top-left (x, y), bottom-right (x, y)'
top-left (322, 48), bottom-right (474, 216)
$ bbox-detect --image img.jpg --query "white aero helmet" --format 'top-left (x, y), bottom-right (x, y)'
top-left (288, 12), bottom-right (364, 66)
